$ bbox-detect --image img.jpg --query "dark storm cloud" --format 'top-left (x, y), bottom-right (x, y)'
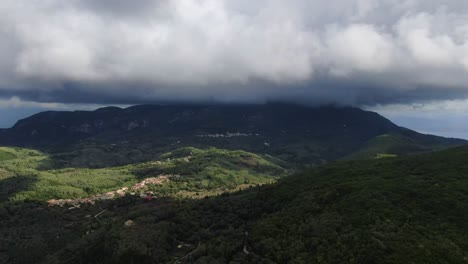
top-left (77, 0), bottom-right (166, 19)
top-left (2, 0), bottom-right (468, 106)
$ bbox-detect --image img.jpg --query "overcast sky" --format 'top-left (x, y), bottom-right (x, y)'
top-left (1, 0), bottom-right (468, 138)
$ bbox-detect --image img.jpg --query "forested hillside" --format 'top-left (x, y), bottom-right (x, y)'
top-left (1, 146), bottom-right (467, 263)
top-left (0, 147), bottom-right (287, 203)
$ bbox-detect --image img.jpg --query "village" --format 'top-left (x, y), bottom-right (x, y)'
top-left (47, 174), bottom-right (177, 208)
top-left (196, 132), bottom-right (260, 138)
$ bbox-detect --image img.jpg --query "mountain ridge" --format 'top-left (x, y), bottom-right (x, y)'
top-left (0, 103), bottom-right (465, 167)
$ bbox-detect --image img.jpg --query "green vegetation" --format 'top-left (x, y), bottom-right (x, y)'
top-left (245, 148), bottom-right (468, 263)
top-left (0, 147), bottom-right (287, 202)
top-left (345, 133), bottom-right (456, 159)
top-left (0, 147), bottom-right (135, 201)
top-left (138, 147), bottom-right (287, 196)
top-left (1, 145), bottom-right (468, 263)
top-left (0, 148), bottom-right (16, 161)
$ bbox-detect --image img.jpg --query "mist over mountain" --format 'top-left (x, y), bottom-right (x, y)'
top-left (1, 1), bottom-right (468, 263)
top-left (2, 0), bottom-right (468, 139)
top-left (2, 0), bottom-right (468, 107)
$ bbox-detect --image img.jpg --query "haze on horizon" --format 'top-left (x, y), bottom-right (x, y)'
top-left (1, 0), bottom-right (468, 138)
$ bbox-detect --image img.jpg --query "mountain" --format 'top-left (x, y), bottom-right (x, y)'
top-left (0, 103), bottom-right (465, 167)
top-left (1, 104), bottom-right (467, 263)
top-left (2, 144), bottom-right (467, 263)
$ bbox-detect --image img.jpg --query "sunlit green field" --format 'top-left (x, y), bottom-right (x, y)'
top-left (0, 146), bottom-right (287, 202)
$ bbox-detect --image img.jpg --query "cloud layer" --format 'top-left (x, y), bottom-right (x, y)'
top-left (2, 0), bottom-right (468, 105)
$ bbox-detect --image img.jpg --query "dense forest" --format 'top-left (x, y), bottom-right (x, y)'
top-left (1, 145), bottom-right (467, 263)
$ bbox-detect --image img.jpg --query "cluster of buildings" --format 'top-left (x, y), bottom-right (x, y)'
top-left (196, 132), bottom-right (260, 138)
top-left (47, 174), bottom-right (177, 208)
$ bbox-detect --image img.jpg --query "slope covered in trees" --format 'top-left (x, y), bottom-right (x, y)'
top-left (1, 146), bottom-right (467, 263)
top-left (0, 147), bottom-right (287, 203)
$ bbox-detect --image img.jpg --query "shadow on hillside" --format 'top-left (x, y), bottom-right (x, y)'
top-left (34, 145), bottom-right (170, 170)
top-left (0, 194), bottom-right (191, 264)
top-left (0, 175), bottom-right (37, 202)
